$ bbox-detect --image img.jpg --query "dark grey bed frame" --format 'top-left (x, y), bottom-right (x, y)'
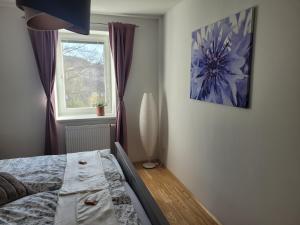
top-left (112, 142), bottom-right (170, 225)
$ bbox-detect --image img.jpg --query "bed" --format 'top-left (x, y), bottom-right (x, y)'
top-left (0, 142), bottom-right (169, 225)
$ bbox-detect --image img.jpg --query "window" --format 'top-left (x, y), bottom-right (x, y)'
top-left (55, 30), bottom-right (115, 119)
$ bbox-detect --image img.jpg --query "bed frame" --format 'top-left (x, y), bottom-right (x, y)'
top-left (112, 142), bottom-right (170, 225)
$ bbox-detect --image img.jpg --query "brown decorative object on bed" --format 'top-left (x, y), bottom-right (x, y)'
top-left (84, 199), bottom-right (98, 206)
top-left (79, 160), bottom-right (87, 165)
top-left (0, 172), bottom-right (34, 206)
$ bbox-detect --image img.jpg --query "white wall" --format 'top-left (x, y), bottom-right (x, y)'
top-left (0, 6), bottom-right (159, 162)
top-left (0, 7), bottom-right (46, 159)
top-left (160, 0), bottom-right (300, 225)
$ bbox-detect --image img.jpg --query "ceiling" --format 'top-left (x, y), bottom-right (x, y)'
top-left (91, 0), bottom-right (181, 16)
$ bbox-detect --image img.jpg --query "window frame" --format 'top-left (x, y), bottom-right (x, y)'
top-left (55, 30), bottom-right (116, 119)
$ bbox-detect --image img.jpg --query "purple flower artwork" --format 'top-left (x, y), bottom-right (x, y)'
top-left (190, 7), bottom-right (254, 108)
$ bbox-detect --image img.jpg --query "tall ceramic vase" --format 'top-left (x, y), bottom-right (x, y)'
top-left (139, 93), bottom-right (158, 169)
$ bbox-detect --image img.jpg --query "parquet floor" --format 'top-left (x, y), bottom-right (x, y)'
top-left (134, 163), bottom-right (220, 225)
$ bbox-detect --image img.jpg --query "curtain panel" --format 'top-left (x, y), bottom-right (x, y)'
top-left (28, 29), bottom-right (58, 155)
top-left (108, 22), bottom-right (136, 153)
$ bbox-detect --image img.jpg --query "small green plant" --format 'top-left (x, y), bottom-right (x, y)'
top-left (95, 100), bottom-right (106, 107)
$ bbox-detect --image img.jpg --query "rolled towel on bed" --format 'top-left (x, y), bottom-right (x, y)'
top-left (0, 172), bottom-right (34, 206)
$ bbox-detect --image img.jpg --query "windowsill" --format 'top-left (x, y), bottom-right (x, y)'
top-left (56, 114), bottom-right (116, 123)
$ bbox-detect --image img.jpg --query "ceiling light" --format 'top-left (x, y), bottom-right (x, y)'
top-left (16, 0), bottom-right (91, 35)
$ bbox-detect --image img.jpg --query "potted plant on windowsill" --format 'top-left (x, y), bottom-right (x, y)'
top-left (96, 101), bottom-right (106, 116)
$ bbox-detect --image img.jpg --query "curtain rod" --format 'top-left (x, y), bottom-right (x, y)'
top-left (21, 17), bottom-right (139, 28)
top-left (21, 17), bottom-right (139, 27)
top-left (91, 22), bottom-right (139, 27)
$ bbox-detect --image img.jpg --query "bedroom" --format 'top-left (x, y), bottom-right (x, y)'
top-left (0, 0), bottom-right (299, 225)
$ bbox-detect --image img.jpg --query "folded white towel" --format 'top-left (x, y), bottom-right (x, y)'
top-left (55, 150), bottom-right (118, 225)
top-left (60, 151), bottom-right (108, 195)
top-left (77, 190), bottom-right (117, 225)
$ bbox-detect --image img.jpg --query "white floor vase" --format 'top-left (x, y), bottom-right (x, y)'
top-left (139, 93), bottom-right (158, 169)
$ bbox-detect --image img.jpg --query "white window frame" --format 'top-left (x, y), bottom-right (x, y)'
top-left (55, 30), bottom-right (116, 119)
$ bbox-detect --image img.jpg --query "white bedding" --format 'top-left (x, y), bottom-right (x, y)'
top-left (55, 150), bottom-right (118, 225)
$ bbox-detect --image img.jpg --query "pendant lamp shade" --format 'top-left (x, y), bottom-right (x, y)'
top-left (16, 0), bottom-right (91, 35)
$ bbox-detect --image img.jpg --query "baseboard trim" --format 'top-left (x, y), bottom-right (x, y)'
top-left (193, 196), bottom-right (223, 225)
top-left (164, 165), bottom-right (223, 225)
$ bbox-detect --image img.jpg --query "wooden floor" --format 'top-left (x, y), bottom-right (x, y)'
top-left (134, 163), bottom-right (220, 225)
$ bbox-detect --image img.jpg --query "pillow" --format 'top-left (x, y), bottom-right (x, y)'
top-left (0, 172), bottom-right (34, 206)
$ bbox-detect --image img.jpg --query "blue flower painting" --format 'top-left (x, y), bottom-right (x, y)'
top-left (190, 8), bottom-right (254, 108)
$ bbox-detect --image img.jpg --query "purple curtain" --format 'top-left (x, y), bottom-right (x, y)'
top-left (108, 22), bottom-right (136, 153)
top-left (28, 29), bottom-right (58, 155)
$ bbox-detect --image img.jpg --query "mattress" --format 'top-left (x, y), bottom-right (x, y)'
top-left (0, 150), bottom-right (151, 225)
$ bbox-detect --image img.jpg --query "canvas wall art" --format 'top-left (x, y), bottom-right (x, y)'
top-left (190, 7), bottom-right (255, 108)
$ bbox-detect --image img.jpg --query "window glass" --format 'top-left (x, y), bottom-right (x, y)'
top-left (55, 31), bottom-right (115, 118)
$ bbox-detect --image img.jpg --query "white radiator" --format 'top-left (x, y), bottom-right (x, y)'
top-left (65, 124), bottom-right (111, 153)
